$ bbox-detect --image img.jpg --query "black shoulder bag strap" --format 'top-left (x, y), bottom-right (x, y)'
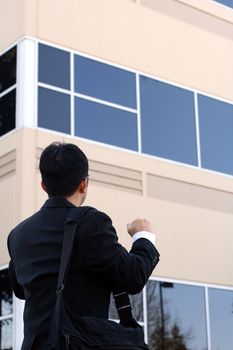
top-left (47, 206), bottom-right (138, 349)
top-left (47, 206), bottom-right (91, 349)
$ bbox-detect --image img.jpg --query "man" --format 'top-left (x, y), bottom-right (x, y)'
top-left (7, 142), bottom-right (160, 349)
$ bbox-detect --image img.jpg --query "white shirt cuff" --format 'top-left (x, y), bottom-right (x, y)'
top-left (132, 231), bottom-right (156, 246)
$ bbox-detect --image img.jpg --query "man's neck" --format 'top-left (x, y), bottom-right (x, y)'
top-left (65, 192), bottom-right (85, 207)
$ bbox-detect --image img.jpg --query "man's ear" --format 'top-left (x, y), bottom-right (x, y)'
top-left (79, 179), bottom-right (88, 194)
top-left (41, 181), bottom-right (47, 193)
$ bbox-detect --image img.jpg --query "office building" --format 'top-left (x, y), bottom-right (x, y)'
top-left (1, 0), bottom-right (233, 348)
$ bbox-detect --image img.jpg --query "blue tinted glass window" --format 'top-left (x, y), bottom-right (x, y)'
top-left (209, 288), bottom-right (233, 350)
top-left (213, 0), bottom-right (233, 9)
top-left (198, 95), bottom-right (233, 175)
top-left (39, 44), bottom-right (70, 89)
top-left (75, 55), bottom-right (136, 108)
top-left (38, 87), bottom-right (70, 133)
top-left (146, 281), bottom-right (207, 350)
top-left (75, 98), bottom-right (138, 150)
top-left (140, 76), bottom-right (197, 165)
top-left (0, 319), bottom-right (13, 350)
top-left (0, 90), bottom-right (16, 137)
top-left (0, 46), bottom-right (17, 93)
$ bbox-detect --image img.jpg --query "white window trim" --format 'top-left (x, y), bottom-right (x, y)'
top-left (70, 51), bottom-right (75, 137)
top-left (194, 91), bottom-right (202, 168)
top-left (16, 38), bottom-right (37, 129)
top-left (0, 84), bottom-right (17, 99)
top-left (142, 286), bottom-right (148, 343)
top-left (136, 73), bottom-right (142, 154)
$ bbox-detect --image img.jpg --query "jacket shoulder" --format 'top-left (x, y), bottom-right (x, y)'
top-left (70, 207), bottom-right (114, 237)
top-left (9, 211), bottom-right (40, 235)
top-left (70, 206), bottom-right (111, 222)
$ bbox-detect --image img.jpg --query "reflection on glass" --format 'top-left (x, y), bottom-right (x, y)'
top-left (140, 76), bottom-right (197, 166)
top-left (209, 288), bottom-right (233, 350)
top-left (146, 280), bottom-right (208, 350)
top-left (213, 0), bottom-right (233, 9)
top-left (75, 98), bottom-right (138, 151)
top-left (38, 87), bottom-right (70, 134)
top-left (0, 90), bottom-right (16, 137)
top-left (0, 270), bottom-right (13, 317)
top-left (75, 55), bottom-right (136, 108)
top-left (198, 94), bottom-right (233, 176)
top-left (0, 47), bottom-right (17, 93)
top-left (0, 319), bottom-right (13, 350)
top-left (131, 292), bottom-right (144, 322)
top-left (108, 294), bottom-right (119, 320)
top-left (39, 44), bottom-right (70, 89)
top-left (109, 291), bottom-right (143, 322)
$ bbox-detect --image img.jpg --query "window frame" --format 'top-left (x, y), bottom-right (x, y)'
top-left (35, 38), bottom-right (233, 180)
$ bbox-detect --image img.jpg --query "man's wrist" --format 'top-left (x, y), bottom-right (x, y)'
top-left (132, 231), bottom-right (156, 246)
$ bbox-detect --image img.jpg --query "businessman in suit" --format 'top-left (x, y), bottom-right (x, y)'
top-left (7, 142), bottom-right (160, 349)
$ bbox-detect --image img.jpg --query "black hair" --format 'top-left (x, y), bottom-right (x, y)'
top-left (39, 142), bottom-right (89, 197)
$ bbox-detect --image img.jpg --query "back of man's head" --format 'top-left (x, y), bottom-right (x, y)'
top-left (39, 142), bottom-right (88, 197)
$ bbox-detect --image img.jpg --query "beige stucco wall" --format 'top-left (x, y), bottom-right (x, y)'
top-left (0, 133), bottom-right (18, 263)
top-left (1, 0), bottom-right (233, 102)
top-left (0, 175), bottom-right (16, 262)
top-left (1, 128), bottom-right (233, 288)
top-left (0, 130), bottom-right (38, 262)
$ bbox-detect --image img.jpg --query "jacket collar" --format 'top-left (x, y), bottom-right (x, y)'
top-left (42, 197), bottom-right (76, 208)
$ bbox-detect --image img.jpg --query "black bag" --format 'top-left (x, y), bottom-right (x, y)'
top-left (47, 207), bottom-right (149, 350)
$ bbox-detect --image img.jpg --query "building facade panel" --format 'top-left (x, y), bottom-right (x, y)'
top-left (1, 1), bottom-right (233, 100)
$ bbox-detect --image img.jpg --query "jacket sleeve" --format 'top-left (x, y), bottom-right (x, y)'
top-left (83, 211), bottom-right (160, 294)
top-left (7, 234), bottom-right (25, 300)
top-left (8, 260), bottom-right (25, 300)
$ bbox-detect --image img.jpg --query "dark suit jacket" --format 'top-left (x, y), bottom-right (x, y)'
top-left (7, 197), bottom-right (159, 349)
